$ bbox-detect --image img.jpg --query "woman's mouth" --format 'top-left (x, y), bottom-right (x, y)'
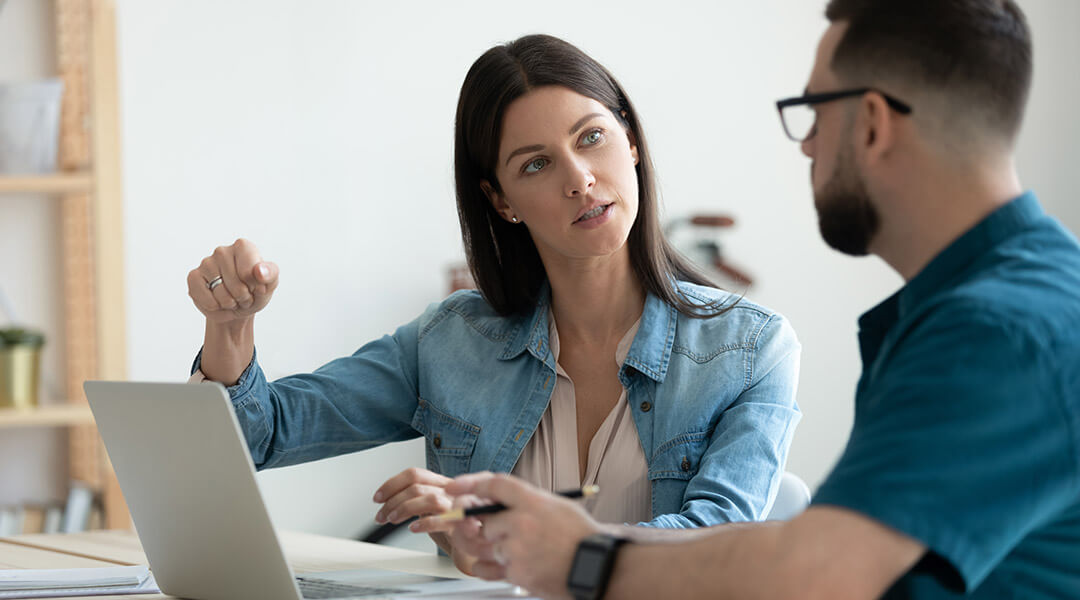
top-left (574, 203), bottom-right (614, 224)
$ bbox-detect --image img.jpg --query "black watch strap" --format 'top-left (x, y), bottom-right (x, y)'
top-left (566, 533), bottom-right (629, 600)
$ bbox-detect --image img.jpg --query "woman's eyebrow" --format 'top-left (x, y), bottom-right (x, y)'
top-left (505, 144), bottom-right (545, 167)
top-left (568, 112), bottom-right (605, 135)
top-left (503, 112), bottom-right (607, 167)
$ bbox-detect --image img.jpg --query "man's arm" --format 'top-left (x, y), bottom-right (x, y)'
top-left (447, 473), bottom-right (925, 600)
top-left (606, 505), bottom-right (925, 600)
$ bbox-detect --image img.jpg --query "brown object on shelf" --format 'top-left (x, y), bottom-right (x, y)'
top-left (689, 215), bottom-right (735, 228)
top-left (667, 213), bottom-right (755, 288)
top-left (448, 263), bottom-right (476, 294)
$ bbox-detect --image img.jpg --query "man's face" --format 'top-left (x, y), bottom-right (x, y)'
top-left (801, 23), bottom-right (880, 256)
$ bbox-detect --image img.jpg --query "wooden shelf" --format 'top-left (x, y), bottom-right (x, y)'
top-left (0, 404), bottom-right (94, 429)
top-left (0, 173), bottom-right (94, 194)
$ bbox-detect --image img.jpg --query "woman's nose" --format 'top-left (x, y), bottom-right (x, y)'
top-left (563, 157), bottom-right (596, 197)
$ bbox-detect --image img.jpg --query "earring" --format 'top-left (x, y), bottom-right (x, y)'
top-left (511, 216), bottom-right (519, 223)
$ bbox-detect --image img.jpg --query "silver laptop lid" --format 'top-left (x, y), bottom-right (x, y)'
top-left (85, 381), bottom-right (302, 600)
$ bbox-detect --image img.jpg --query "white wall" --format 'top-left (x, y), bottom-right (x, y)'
top-left (4, 0), bottom-right (1073, 547)
top-left (113, 0), bottom-right (1080, 547)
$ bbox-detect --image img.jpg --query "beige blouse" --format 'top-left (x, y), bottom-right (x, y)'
top-left (511, 311), bottom-right (652, 525)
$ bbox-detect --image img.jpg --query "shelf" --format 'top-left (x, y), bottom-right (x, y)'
top-left (0, 404), bottom-right (95, 429)
top-left (0, 173), bottom-right (94, 194)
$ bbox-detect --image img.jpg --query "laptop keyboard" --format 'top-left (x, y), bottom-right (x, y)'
top-left (296, 576), bottom-right (412, 598)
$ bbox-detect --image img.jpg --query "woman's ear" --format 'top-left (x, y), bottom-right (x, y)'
top-left (619, 113), bottom-right (640, 166)
top-left (481, 179), bottom-right (520, 223)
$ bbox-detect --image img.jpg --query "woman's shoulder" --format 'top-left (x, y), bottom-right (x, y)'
top-left (671, 281), bottom-right (797, 350)
top-left (415, 289), bottom-right (525, 343)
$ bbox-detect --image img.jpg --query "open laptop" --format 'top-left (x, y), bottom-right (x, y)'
top-left (84, 381), bottom-right (520, 600)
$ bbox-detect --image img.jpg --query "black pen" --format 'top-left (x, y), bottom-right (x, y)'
top-left (433, 484), bottom-right (599, 522)
top-left (359, 485), bottom-right (599, 543)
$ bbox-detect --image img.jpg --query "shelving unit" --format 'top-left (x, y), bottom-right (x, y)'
top-left (0, 0), bottom-right (128, 530)
top-left (0, 173), bottom-right (93, 194)
top-left (0, 404), bottom-right (94, 428)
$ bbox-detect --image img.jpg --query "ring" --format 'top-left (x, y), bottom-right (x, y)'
top-left (492, 544), bottom-right (508, 566)
top-left (207, 275), bottom-right (224, 291)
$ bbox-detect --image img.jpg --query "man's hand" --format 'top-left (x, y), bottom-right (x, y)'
top-left (446, 472), bottom-right (604, 599)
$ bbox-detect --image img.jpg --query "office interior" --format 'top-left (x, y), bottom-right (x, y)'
top-left (0, 0), bottom-right (1077, 554)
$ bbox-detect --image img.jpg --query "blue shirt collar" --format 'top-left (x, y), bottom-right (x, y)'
top-left (499, 280), bottom-right (677, 383)
top-left (858, 191), bottom-right (1044, 360)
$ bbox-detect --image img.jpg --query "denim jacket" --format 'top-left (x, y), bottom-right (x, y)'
top-left (195, 281), bottom-right (801, 528)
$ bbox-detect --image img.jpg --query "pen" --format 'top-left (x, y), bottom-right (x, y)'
top-left (434, 484), bottom-right (600, 522)
top-left (359, 485), bottom-right (599, 544)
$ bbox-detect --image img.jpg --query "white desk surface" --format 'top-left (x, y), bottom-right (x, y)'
top-left (0, 529), bottom-right (464, 599)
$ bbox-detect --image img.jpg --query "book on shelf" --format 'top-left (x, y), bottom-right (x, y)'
top-left (61, 480), bottom-right (97, 534)
top-left (42, 504), bottom-right (63, 534)
top-left (0, 506), bottom-right (22, 536)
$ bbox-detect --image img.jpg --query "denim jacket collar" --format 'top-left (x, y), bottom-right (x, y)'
top-left (498, 280), bottom-right (677, 383)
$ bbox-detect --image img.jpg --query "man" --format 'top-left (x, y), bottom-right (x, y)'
top-left (434, 1), bottom-right (1080, 598)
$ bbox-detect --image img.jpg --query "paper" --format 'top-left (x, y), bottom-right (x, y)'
top-left (0, 566), bottom-right (158, 599)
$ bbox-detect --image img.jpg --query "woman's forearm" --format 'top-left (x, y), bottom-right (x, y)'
top-left (201, 317), bottom-right (255, 385)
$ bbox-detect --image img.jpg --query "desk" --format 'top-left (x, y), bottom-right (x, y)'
top-left (0, 530), bottom-right (465, 599)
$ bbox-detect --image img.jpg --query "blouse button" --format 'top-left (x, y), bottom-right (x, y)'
top-left (681, 457), bottom-right (691, 472)
top-left (433, 434), bottom-right (442, 449)
top-left (640, 401), bottom-right (652, 413)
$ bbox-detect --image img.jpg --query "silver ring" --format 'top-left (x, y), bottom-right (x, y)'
top-left (492, 544), bottom-right (508, 566)
top-left (207, 275), bottom-right (224, 291)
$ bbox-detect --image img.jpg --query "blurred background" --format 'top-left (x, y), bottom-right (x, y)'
top-left (1, 0), bottom-right (1076, 551)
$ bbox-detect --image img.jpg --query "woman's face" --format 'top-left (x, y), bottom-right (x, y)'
top-left (484, 86), bottom-right (640, 266)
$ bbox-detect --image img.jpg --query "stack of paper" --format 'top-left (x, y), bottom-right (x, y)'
top-left (0, 566), bottom-right (158, 599)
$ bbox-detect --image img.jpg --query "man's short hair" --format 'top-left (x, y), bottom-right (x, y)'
top-left (825, 0), bottom-right (1032, 145)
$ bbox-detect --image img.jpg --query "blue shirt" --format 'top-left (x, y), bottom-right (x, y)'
top-left (813, 193), bottom-right (1080, 598)
top-left (196, 281), bottom-right (801, 528)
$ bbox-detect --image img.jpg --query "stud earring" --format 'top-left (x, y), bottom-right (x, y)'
top-left (511, 216), bottom-right (519, 223)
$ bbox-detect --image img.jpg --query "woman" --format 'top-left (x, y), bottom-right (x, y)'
top-left (185, 34), bottom-right (800, 571)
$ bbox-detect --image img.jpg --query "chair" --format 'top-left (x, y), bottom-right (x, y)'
top-left (766, 471), bottom-right (811, 521)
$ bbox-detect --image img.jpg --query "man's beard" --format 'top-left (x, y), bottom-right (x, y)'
top-left (814, 143), bottom-right (880, 256)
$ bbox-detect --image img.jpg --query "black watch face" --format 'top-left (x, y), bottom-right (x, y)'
top-left (568, 547), bottom-right (607, 587)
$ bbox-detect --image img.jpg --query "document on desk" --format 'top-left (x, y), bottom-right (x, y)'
top-left (0, 566), bottom-right (159, 598)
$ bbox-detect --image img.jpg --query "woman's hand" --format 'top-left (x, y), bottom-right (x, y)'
top-left (187, 238), bottom-right (278, 325)
top-left (373, 468), bottom-right (457, 529)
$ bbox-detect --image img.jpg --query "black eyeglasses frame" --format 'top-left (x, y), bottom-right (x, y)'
top-left (775, 88), bottom-right (913, 142)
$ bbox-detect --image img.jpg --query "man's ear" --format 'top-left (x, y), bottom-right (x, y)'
top-left (854, 92), bottom-right (895, 168)
top-left (481, 179), bottom-right (518, 223)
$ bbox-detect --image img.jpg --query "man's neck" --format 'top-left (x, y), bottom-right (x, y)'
top-left (872, 158), bottom-right (1023, 281)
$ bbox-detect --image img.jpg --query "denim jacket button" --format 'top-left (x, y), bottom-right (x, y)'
top-left (433, 434), bottom-right (442, 449)
top-left (640, 401), bottom-right (652, 413)
top-left (680, 457), bottom-right (691, 472)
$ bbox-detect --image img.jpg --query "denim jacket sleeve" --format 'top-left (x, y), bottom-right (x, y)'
top-left (191, 307), bottom-right (435, 470)
top-left (643, 312), bottom-right (802, 528)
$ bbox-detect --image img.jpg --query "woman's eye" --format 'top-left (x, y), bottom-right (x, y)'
top-left (582, 129), bottom-right (603, 145)
top-left (523, 157), bottom-right (547, 174)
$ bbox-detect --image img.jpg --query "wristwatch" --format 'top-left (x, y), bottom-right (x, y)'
top-left (566, 533), bottom-right (629, 600)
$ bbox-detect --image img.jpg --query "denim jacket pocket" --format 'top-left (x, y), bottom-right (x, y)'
top-left (647, 430), bottom-right (710, 516)
top-left (411, 398), bottom-right (481, 477)
top-left (648, 430), bottom-right (710, 481)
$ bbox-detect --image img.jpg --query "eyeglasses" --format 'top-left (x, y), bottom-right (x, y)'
top-left (775, 88), bottom-right (913, 142)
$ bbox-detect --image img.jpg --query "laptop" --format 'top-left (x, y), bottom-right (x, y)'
top-left (84, 381), bottom-right (520, 600)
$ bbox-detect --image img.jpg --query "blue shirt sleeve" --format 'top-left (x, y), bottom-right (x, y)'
top-left (813, 302), bottom-right (1080, 592)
